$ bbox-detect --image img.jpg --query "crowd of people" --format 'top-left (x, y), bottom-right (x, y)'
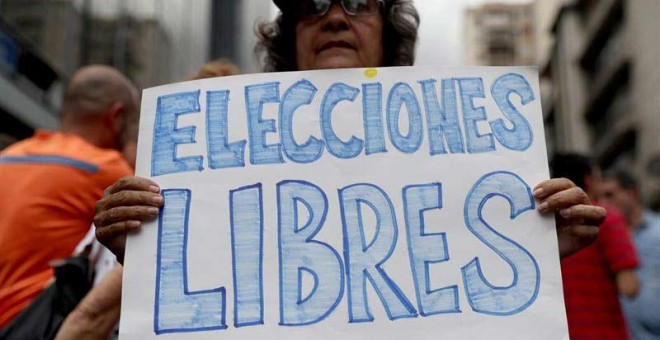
top-left (0, 0), bottom-right (657, 339)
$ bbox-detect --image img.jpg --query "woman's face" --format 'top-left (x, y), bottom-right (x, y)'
top-left (295, 2), bottom-right (384, 70)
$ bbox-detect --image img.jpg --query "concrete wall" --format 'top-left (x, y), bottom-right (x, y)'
top-left (627, 0), bottom-right (660, 203)
top-left (542, 0), bottom-right (660, 205)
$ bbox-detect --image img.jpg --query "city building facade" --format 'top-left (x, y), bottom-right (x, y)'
top-left (210, 0), bottom-right (274, 73)
top-left (464, 3), bottom-right (537, 66)
top-left (0, 13), bottom-right (61, 145)
top-left (1, 0), bottom-right (278, 143)
top-left (542, 0), bottom-right (660, 206)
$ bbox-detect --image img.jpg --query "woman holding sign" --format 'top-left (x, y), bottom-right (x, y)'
top-left (95, 0), bottom-right (604, 266)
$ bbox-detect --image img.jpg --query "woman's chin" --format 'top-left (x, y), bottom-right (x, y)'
top-left (312, 56), bottom-right (362, 70)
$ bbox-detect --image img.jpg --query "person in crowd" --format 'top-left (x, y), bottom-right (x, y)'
top-left (96, 0), bottom-right (603, 292)
top-left (551, 153), bottom-right (640, 339)
top-left (0, 65), bottom-right (139, 330)
top-left (599, 169), bottom-right (660, 339)
top-left (53, 118), bottom-right (141, 340)
top-left (54, 59), bottom-right (242, 340)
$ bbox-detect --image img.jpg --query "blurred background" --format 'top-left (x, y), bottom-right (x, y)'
top-left (0, 0), bottom-right (658, 207)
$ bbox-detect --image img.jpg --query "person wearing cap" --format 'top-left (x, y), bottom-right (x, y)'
top-left (94, 0), bottom-right (605, 268)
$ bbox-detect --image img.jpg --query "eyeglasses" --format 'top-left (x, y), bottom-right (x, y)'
top-left (296, 0), bottom-right (385, 19)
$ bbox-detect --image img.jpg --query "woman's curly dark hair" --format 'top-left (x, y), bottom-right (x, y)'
top-left (256, 0), bottom-right (420, 72)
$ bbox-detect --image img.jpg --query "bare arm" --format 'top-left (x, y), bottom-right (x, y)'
top-left (615, 269), bottom-right (640, 298)
top-left (55, 266), bottom-right (123, 340)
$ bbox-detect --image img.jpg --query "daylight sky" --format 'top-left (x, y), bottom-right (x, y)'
top-left (85, 0), bottom-right (534, 69)
top-left (414, 0), bottom-right (533, 66)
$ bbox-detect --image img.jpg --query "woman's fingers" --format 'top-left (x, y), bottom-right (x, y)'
top-left (94, 176), bottom-right (163, 264)
top-left (533, 178), bottom-right (576, 200)
top-left (555, 205), bottom-right (605, 257)
top-left (95, 220), bottom-right (140, 243)
top-left (94, 220), bottom-right (141, 264)
top-left (94, 205), bottom-right (160, 229)
top-left (95, 177), bottom-right (164, 231)
top-left (536, 186), bottom-right (589, 213)
top-left (96, 190), bottom-right (163, 220)
top-left (557, 204), bottom-right (606, 225)
top-left (557, 224), bottom-right (599, 258)
top-left (534, 178), bottom-right (605, 258)
top-left (104, 176), bottom-right (160, 196)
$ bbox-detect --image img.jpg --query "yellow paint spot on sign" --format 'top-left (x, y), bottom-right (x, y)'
top-left (364, 68), bottom-right (378, 78)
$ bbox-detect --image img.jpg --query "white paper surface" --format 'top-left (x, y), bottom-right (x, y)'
top-left (120, 66), bottom-right (568, 339)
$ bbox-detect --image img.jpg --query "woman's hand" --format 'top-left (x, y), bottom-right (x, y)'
top-left (534, 178), bottom-right (606, 258)
top-left (94, 176), bottom-right (163, 264)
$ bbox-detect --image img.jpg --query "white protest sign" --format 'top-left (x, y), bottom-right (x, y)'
top-left (121, 66), bottom-right (568, 339)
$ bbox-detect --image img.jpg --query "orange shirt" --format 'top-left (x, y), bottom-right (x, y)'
top-left (0, 131), bottom-right (132, 328)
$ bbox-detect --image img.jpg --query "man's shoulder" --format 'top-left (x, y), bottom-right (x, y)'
top-left (1, 132), bottom-right (132, 182)
top-left (85, 148), bottom-right (128, 169)
top-left (84, 149), bottom-right (132, 187)
top-left (45, 132), bottom-right (131, 177)
top-left (0, 135), bottom-right (39, 156)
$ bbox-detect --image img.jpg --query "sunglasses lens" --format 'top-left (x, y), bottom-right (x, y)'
top-left (299, 0), bottom-right (331, 17)
top-left (342, 0), bottom-right (379, 16)
top-left (297, 0), bottom-right (381, 19)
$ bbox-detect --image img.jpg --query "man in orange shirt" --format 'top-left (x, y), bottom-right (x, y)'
top-left (0, 65), bottom-right (138, 329)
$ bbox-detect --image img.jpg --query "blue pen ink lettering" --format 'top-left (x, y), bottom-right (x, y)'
top-left (321, 83), bottom-right (364, 159)
top-left (207, 90), bottom-right (247, 169)
top-left (246, 82), bottom-right (284, 165)
top-left (230, 184), bottom-right (264, 327)
top-left (278, 181), bottom-right (344, 326)
top-left (419, 79), bottom-right (465, 155)
top-left (155, 190), bottom-right (226, 334)
top-left (362, 83), bottom-right (387, 155)
top-left (403, 183), bottom-right (461, 316)
top-left (386, 83), bottom-right (423, 153)
top-left (340, 183), bottom-right (417, 322)
top-left (152, 91), bottom-right (204, 177)
top-left (490, 73), bottom-right (534, 151)
top-left (279, 80), bottom-right (324, 163)
top-left (457, 78), bottom-right (496, 153)
top-left (462, 171), bottom-right (540, 315)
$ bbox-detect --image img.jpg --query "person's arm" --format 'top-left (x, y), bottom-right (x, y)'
top-left (615, 269), bottom-right (640, 298)
top-left (598, 206), bottom-right (641, 297)
top-left (533, 178), bottom-right (606, 258)
top-left (54, 266), bottom-right (123, 340)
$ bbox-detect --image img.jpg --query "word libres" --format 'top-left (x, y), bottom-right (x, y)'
top-left (151, 73), bottom-right (536, 177)
top-left (154, 171), bottom-right (540, 334)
